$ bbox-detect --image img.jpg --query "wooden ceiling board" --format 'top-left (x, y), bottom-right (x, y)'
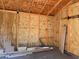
top-left (42, 5), bottom-right (54, 15)
top-left (0, 0), bottom-right (72, 16)
top-left (50, 0), bottom-right (71, 15)
top-left (3, 0), bottom-right (17, 10)
top-left (0, 0), bottom-right (3, 9)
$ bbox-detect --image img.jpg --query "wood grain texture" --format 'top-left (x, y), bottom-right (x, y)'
top-left (0, 10), bottom-right (59, 47)
top-left (0, 10), bottom-right (17, 48)
top-left (66, 2), bottom-right (79, 56)
top-left (58, 1), bottom-right (79, 56)
top-left (0, 0), bottom-right (71, 16)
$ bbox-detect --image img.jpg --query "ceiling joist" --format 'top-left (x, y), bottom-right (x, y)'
top-left (0, 0), bottom-right (72, 16)
top-left (31, 0), bottom-right (35, 11)
top-left (40, 0), bottom-right (48, 13)
top-left (47, 0), bottom-right (62, 15)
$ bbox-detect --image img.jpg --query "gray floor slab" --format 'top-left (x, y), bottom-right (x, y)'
top-left (0, 48), bottom-right (75, 59)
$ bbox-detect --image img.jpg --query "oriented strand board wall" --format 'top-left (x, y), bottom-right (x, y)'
top-left (5, 11), bottom-right (17, 47)
top-left (39, 15), bottom-right (48, 46)
top-left (18, 12), bottom-right (59, 47)
top-left (48, 16), bottom-right (59, 46)
top-left (58, 1), bottom-right (79, 56)
top-left (0, 10), bottom-right (17, 48)
top-left (0, 11), bottom-right (3, 48)
top-left (18, 12), bottom-right (41, 47)
top-left (17, 12), bottom-right (30, 46)
top-left (67, 2), bottom-right (79, 56)
top-left (49, 15), bottom-right (60, 47)
top-left (67, 18), bottom-right (79, 56)
top-left (0, 10), bottom-right (59, 47)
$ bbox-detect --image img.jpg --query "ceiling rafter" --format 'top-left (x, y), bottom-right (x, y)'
top-left (27, 0), bottom-right (35, 13)
top-left (47, 0), bottom-right (62, 15)
top-left (31, 0), bottom-right (41, 13)
top-left (0, 0), bottom-right (72, 16)
top-left (30, 0), bottom-right (35, 12)
top-left (39, 0), bottom-right (48, 13)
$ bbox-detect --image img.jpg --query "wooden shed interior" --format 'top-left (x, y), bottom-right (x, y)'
top-left (0, 0), bottom-right (79, 59)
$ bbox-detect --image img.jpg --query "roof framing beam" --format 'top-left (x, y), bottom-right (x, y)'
top-left (31, 0), bottom-right (35, 9)
top-left (39, 0), bottom-right (48, 13)
top-left (47, 0), bottom-right (62, 15)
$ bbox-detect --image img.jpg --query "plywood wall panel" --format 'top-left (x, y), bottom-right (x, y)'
top-left (66, 2), bottom-right (79, 56)
top-left (19, 13), bottom-right (29, 28)
top-left (48, 16), bottom-right (54, 37)
top-left (61, 8), bottom-right (68, 18)
top-left (68, 2), bottom-right (79, 16)
top-left (18, 12), bottom-right (29, 46)
top-left (0, 10), bottom-right (59, 47)
top-left (40, 16), bottom-right (47, 36)
top-left (0, 11), bottom-right (3, 48)
top-left (51, 14), bottom-right (60, 47)
top-left (18, 29), bottom-right (29, 44)
top-left (39, 15), bottom-right (48, 46)
top-left (0, 10), bottom-right (17, 48)
top-left (67, 18), bottom-right (79, 56)
top-left (29, 14), bottom-right (40, 46)
top-left (58, 2), bottom-right (79, 56)
top-left (5, 12), bottom-right (17, 47)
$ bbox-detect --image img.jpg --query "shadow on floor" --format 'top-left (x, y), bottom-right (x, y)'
top-left (0, 47), bottom-right (75, 59)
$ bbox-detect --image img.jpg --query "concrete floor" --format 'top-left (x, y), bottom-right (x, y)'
top-left (0, 48), bottom-right (75, 59)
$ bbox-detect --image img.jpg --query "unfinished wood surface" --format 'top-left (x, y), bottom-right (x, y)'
top-left (0, 10), bottom-right (17, 48)
top-left (18, 12), bottom-right (41, 47)
top-left (39, 15), bottom-right (48, 46)
top-left (48, 12), bottom-right (60, 47)
top-left (67, 18), bottom-right (79, 56)
top-left (18, 12), bottom-right (29, 46)
top-left (58, 1), bottom-right (79, 56)
top-left (48, 16), bottom-right (55, 46)
top-left (29, 14), bottom-right (40, 46)
top-left (0, 0), bottom-right (71, 16)
top-left (0, 11), bottom-right (3, 48)
top-left (66, 2), bottom-right (79, 56)
top-left (47, 0), bottom-right (62, 15)
top-left (0, 10), bottom-right (59, 47)
top-left (50, 0), bottom-right (72, 15)
top-left (17, 13), bottom-right (59, 47)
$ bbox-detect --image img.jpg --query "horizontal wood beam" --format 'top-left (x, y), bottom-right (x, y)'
top-left (47, 0), bottom-right (62, 15)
